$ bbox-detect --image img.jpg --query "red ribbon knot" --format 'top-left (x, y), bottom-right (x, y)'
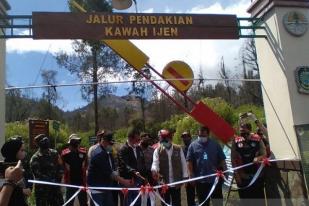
top-left (121, 188), bottom-right (129, 197)
top-left (262, 158), bottom-right (271, 166)
top-left (216, 170), bottom-right (224, 179)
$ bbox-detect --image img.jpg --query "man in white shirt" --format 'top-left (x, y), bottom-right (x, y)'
top-left (151, 129), bottom-right (188, 206)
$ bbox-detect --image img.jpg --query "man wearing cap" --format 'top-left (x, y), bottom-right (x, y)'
top-left (61, 134), bottom-right (87, 206)
top-left (231, 122), bottom-right (266, 205)
top-left (87, 130), bottom-right (105, 163)
top-left (181, 131), bottom-right (196, 206)
top-left (151, 129), bottom-right (188, 206)
top-left (118, 127), bottom-right (146, 206)
top-left (187, 126), bottom-right (226, 206)
top-left (87, 132), bottom-right (132, 206)
top-left (30, 134), bottom-right (64, 206)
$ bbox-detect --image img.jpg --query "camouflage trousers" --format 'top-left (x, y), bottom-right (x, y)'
top-left (35, 185), bottom-right (64, 206)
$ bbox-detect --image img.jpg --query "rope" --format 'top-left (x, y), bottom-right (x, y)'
top-left (260, 82), bottom-right (298, 157)
top-left (5, 78), bottom-right (261, 90)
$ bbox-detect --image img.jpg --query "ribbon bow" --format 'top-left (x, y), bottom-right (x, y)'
top-left (121, 188), bottom-right (129, 197)
top-left (262, 157), bottom-right (271, 166)
top-left (146, 184), bottom-right (153, 193)
top-left (82, 186), bottom-right (89, 192)
top-left (140, 186), bottom-right (146, 194)
top-left (216, 170), bottom-right (224, 179)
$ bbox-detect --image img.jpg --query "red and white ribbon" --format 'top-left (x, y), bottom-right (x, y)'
top-left (27, 158), bottom-right (295, 206)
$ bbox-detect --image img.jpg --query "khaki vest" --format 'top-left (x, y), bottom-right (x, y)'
top-left (159, 144), bottom-right (183, 183)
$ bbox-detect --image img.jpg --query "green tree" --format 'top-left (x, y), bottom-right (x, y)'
top-left (5, 89), bottom-right (31, 122)
top-left (57, 0), bottom-right (129, 135)
top-left (40, 70), bottom-right (59, 119)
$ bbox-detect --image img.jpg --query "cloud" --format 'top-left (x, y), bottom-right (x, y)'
top-left (189, 0), bottom-right (250, 16)
top-left (7, 0), bottom-right (251, 79)
top-left (142, 8), bottom-right (154, 13)
top-left (132, 0), bottom-right (251, 78)
top-left (6, 38), bottom-right (74, 54)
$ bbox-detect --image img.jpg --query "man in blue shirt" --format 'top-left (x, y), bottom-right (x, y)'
top-left (187, 126), bottom-right (226, 206)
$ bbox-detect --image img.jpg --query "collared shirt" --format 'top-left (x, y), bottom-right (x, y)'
top-left (187, 137), bottom-right (226, 183)
top-left (87, 143), bottom-right (101, 163)
top-left (151, 145), bottom-right (188, 184)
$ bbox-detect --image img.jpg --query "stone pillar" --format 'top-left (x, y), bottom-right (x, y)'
top-left (248, 0), bottom-right (309, 204)
top-left (0, 0), bottom-right (10, 159)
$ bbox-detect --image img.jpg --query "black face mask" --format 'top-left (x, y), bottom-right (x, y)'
top-left (183, 139), bottom-right (191, 146)
top-left (70, 140), bottom-right (80, 149)
top-left (38, 137), bottom-right (50, 150)
top-left (141, 141), bottom-right (149, 148)
top-left (240, 132), bottom-right (250, 138)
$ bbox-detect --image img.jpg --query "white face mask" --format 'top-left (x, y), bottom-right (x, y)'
top-left (161, 141), bottom-right (172, 149)
top-left (199, 137), bottom-right (208, 143)
top-left (105, 145), bottom-right (113, 153)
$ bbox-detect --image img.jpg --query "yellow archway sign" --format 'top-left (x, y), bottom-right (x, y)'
top-left (162, 61), bottom-right (194, 92)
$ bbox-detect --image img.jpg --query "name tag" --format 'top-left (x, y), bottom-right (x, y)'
top-left (203, 152), bottom-right (208, 160)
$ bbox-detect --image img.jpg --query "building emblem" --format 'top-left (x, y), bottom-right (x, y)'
top-left (295, 66), bottom-right (309, 94)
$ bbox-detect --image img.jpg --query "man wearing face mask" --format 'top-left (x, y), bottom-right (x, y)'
top-left (30, 134), bottom-right (64, 206)
top-left (181, 132), bottom-right (196, 206)
top-left (231, 123), bottom-right (266, 205)
top-left (140, 133), bottom-right (155, 185)
top-left (88, 132), bottom-right (132, 206)
top-left (187, 126), bottom-right (226, 206)
top-left (118, 127), bottom-right (146, 206)
top-left (151, 129), bottom-right (188, 206)
top-left (61, 134), bottom-right (87, 206)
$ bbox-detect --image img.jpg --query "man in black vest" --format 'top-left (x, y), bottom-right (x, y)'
top-left (151, 129), bottom-right (188, 206)
top-left (118, 127), bottom-right (146, 206)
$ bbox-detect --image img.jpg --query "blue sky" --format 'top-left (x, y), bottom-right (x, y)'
top-left (6, 0), bottom-right (251, 111)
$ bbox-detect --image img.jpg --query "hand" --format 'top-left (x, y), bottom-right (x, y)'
top-left (5, 161), bottom-right (23, 183)
top-left (122, 179), bottom-right (134, 188)
top-left (248, 112), bottom-right (257, 122)
top-left (23, 188), bottom-right (32, 196)
top-left (253, 157), bottom-right (260, 163)
top-left (152, 171), bottom-right (159, 181)
top-left (235, 175), bottom-right (242, 186)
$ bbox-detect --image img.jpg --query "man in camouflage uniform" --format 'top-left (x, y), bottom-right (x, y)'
top-left (30, 134), bottom-right (64, 206)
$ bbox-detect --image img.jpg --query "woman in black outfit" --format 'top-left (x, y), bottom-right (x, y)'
top-left (1, 136), bottom-right (31, 206)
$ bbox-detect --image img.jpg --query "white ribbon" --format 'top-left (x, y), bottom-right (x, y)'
top-left (141, 191), bottom-right (148, 206)
top-left (63, 188), bottom-right (81, 206)
top-left (225, 163), bottom-right (265, 190)
top-left (198, 176), bottom-right (219, 206)
top-left (28, 157), bottom-right (296, 206)
top-left (87, 190), bottom-right (100, 206)
top-left (154, 189), bottom-right (171, 206)
top-left (149, 191), bottom-right (156, 206)
top-left (129, 191), bottom-right (142, 206)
